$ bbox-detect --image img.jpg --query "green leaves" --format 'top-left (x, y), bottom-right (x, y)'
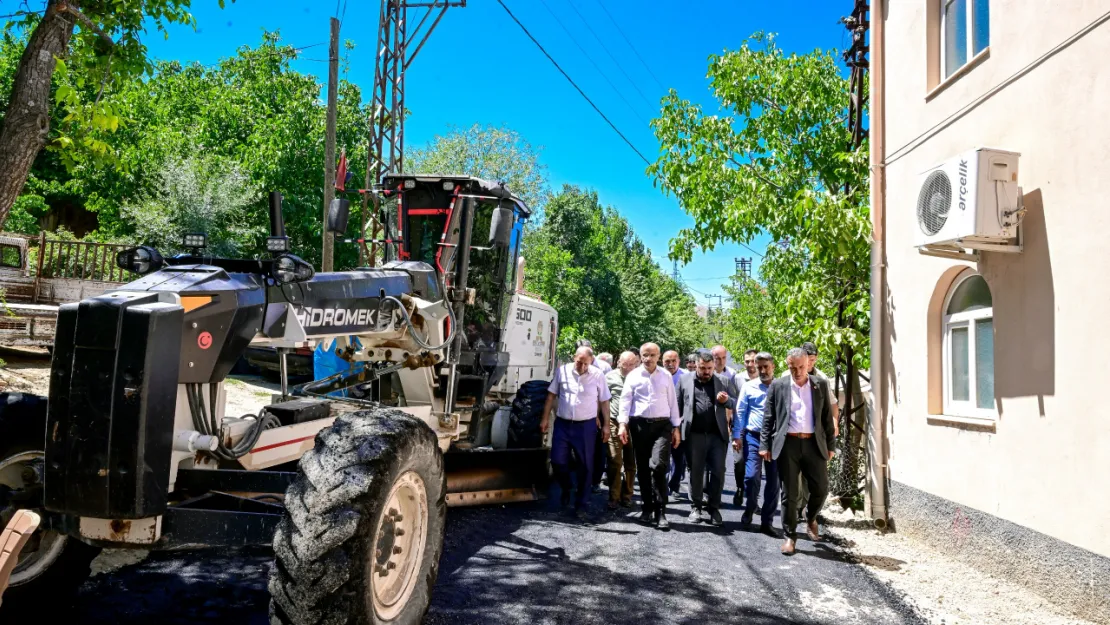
top-left (653, 33), bottom-right (871, 369)
top-left (522, 186), bottom-right (706, 357)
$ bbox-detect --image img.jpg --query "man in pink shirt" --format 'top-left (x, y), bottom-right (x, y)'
top-left (618, 342), bottom-right (681, 530)
top-left (542, 347), bottom-right (612, 519)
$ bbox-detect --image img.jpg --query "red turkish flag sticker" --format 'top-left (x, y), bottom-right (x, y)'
top-left (197, 331), bottom-right (213, 350)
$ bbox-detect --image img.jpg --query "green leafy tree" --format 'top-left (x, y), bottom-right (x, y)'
top-left (122, 155), bottom-right (262, 257)
top-left (651, 32), bottom-right (870, 495)
top-left (407, 124), bottom-right (550, 211)
top-left (650, 32), bottom-right (870, 367)
top-left (523, 185), bottom-right (706, 356)
top-left (2, 32), bottom-right (371, 268)
top-left (0, 0), bottom-right (218, 227)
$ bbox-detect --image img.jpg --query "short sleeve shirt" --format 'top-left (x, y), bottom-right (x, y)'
top-left (548, 364), bottom-right (612, 421)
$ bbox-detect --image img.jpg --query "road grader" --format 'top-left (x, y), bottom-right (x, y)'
top-left (0, 175), bottom-right (558, 623)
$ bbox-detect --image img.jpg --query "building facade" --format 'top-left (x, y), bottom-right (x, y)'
top-left (872, 1), bottom-right (1110, 621)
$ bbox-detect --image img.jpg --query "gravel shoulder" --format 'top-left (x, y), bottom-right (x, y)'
top-left (822, 506), bottom-right (1095, 625)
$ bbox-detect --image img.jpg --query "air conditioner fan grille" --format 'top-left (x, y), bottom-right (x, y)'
top-left (917, 170), bottom-right (953, 236)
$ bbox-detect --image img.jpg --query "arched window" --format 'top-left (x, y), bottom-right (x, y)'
top-left (943, 271), bottom-right (995, 417)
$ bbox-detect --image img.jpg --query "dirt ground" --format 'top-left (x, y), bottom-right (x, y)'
top-left (822, 506), bottom-right (1095, 625)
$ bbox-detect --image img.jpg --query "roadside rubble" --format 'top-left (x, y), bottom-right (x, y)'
top-left (822, 505), bottom-right (1095, 625)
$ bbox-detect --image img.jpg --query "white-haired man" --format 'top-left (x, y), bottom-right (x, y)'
top-left (605, 351), bottom-right (640, 509)
top-left (760, 348), bottom-right (836, 555)
top-left (618, 343), bottom-right (681, 530)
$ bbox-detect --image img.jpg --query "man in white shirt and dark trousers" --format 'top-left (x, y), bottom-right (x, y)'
top-left (541, 347), bottom-right (612, 520)
top-left (759, 347), bottom-right (837, 555)
top-left (618, 343), bottom-right (681, 530)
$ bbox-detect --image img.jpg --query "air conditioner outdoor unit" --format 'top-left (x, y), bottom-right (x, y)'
top-left (914, 148), bottom-right (1021, 249)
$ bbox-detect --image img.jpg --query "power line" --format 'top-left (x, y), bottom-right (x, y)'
top-left (562, 0), bottom-right (658, 111)
top-left (590, 0), bottom-right (665, 92)
top-left (535, 0), bottom-right (649, 125)
top-left (495, 0), bottom-right (651, 166)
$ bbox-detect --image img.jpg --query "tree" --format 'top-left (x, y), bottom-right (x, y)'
top-left (1, 32), bottom-right (371, 268)
top-left (122, 155), bottom-right (261, 257)
top-left (523, 185), bottom-right (706, 357)
top-left (406, 124), bottom-right (550, 211)
top-left (650, 33), bottom-right (870, 496)
top-left (0, 0), bottom-right (210, 228)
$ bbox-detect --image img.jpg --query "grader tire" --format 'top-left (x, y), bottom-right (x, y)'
top-left (0, 393), bottom-right (100, 617)
top-left (269, 408), bottom-right (447, 625)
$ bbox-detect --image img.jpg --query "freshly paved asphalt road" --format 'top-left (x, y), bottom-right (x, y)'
top-left (70, 454), bottom-right (921, 625)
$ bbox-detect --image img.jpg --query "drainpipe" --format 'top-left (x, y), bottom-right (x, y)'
top-left (867, 0), bottom-right (890, 529)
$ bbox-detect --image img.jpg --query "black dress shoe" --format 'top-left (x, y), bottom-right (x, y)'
top-left (708, 508), bottom-right (724, 526)
top-left (638, 508), bottom-right (654, 524)
top-left (656, 514), bottom-right (671, 530)
top-left (560, 491), bottom-right (571, 508)
top-left (688, 507), bottom-right (703, 523)
top-left (760, 524), bottom-right (779, 538)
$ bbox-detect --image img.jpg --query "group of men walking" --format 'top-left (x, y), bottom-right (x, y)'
top-left (542, 340), bottom-right (840, 555)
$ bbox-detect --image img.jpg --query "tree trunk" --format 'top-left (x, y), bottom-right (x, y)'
top-left (0, 0), bottom-right (75, 229)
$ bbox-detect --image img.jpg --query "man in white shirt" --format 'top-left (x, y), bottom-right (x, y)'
top-left (541, 347), bottom-right (612, 519)
top-left (618, 343), bottom-right (681, 529)
top-left (759, 348), bottom-right (837, 555)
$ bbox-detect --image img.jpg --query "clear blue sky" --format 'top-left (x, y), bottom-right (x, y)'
top-left (16, 0), bottom-right (853, 304)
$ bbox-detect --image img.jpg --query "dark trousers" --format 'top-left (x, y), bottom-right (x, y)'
top-left (551, 418), bottom-right (598, 509)
top-left (687, 430), bottom-right (728, 511)
top-left (668, 439), bottom-right (688, 494)
top-left (629, 417), bottom-right (673, 514)
top-left (733, 440), bottom-right (748, 504)
top-left (592, 425), bottom-right (607, 488)
top-left (777, 435), bottom-right (829, 539)
top-left (742, 430), bottom-right (779, 526)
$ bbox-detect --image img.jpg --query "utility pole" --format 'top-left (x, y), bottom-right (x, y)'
top-left (734, 257), bottom-right (751, 278)
top-left (322, 16), bottom-right (340, 272)
top-left (359, 1), bottom-right (465, 267)
top-left (672, 259), bottom-right (681, 284)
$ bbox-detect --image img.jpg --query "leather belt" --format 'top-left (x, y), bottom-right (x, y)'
top-left (787, 432), bottom-right (814, 439)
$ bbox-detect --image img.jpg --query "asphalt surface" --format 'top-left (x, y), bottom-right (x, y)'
top-left (67, 451), bottom-right (921, 625)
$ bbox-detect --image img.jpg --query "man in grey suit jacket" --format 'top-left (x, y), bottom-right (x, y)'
top-left (759, 348), bottom-right (837, 555)
top-left (677, 349), bottom-right (732, 525)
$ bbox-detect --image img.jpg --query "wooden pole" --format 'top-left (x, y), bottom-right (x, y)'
top-left (322, 17), bottom-right (340, 272)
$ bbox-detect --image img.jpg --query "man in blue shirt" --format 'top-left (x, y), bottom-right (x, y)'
top-left (733, 351), bottom-right (779, 534)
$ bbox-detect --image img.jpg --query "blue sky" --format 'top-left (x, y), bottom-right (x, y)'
top-left (8, 0), bottom-right (852, 304)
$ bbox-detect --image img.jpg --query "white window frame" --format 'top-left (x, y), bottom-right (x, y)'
top-left (942, 271), bottom-right (996, 420)
top-left (940, 0), bottom-right (989, 79)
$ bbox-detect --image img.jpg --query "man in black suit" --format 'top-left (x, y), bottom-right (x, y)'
top-left (677, 349), bottom-right (733, 526)
top-left (759, 347), bottom-right (837, 555)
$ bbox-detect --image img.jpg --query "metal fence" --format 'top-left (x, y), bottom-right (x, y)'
top-left (35, 234), bottom-right (133, 283)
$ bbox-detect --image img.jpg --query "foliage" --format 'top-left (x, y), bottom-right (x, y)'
top-left (650, 32), bottom-right (871, 369)
top-left (407, 124), bottom-right (550, 211)
top-left (2, 0), bottom-right (207, 173)
top-left (1, 32), bottom-right (371, 267)
top-left (122, 155), bottom-right (262, 257)
top-left (523, 185), bottom-right (706, 357)
top-left (6, 195), bottom-right (45, 234)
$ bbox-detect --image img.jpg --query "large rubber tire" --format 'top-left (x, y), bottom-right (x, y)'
top-left (269, 408), bottom-right (447, 625)
top-left (507, 380), bottom-right (549, 449)
top-left (0, 393), bottom-right (100, 617)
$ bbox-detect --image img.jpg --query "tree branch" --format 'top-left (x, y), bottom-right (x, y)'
top-left (727, 155), bottom-right (782, 191)
top-left (56, 1), bottom-right (115, 48)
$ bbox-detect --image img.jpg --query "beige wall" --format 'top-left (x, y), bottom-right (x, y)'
top-left (880, 0), bottom-right (1110, 557)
